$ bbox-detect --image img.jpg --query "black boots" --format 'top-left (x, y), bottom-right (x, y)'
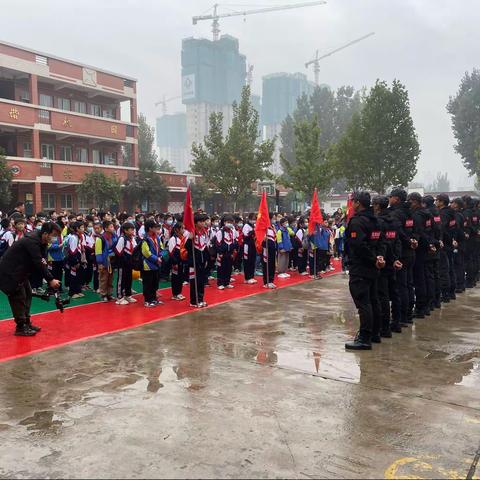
top-left (345, 333), bottom-right (372, 351)
top-left (14, 324), bottom-right (37, 337)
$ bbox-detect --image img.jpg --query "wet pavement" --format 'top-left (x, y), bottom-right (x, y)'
top-left (0, 274), bottom-right (479, 479)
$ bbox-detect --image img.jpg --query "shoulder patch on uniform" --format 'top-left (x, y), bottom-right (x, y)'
top-left (351, 232), bottom-right (357, 238)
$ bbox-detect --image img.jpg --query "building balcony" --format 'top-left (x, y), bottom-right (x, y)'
top-left (0, 98), bottom-right (136, 143)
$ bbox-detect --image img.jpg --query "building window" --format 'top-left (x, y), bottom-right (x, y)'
top-left (23, 142), bottom-right (32, 158)
top-left (19, 90), bottom-right (31, 103)
top-left (41, 144), bottom-right (55, 160)
top-left (104, 152), bottom-right (117, 166)
top-left (57, 97), bottom-right (71, 111)
top-left (59, 146), bottom-right (72, 162)
top-left (42, 193), bottom-right (56, 210)
top-left (124, 79), bottom-right (133, 88)
top-left (76, 147), bottom-right (88, 163)
top-left (102, 107), bottom-right (115, 119)
top-left (35, 55), bottom-right (48, 65)
top-left (60, 194), bottom-right (73, 210)
top-left (92, 149), bottom-right (103, 164)
top-left (90, 104), bottom-right (101, 117)
top-left (39, 94), bottom-right (53, 108)
top-left (73, 101), bottom-right (87, 114)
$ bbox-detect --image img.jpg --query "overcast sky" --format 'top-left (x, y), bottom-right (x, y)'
top-left (4, 0), bottom-right (479, 189)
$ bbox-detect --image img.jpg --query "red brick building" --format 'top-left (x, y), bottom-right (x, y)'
top-left (0, 41), bottom-right (198, 215)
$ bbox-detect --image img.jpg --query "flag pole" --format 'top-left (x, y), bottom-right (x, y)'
top-left (192, 228), bottom-right (200, 306)
top-left (265, 228), bottom-right (270, 286)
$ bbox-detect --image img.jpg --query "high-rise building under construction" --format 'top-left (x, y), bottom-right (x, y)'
top-left (181, 35), bottom-right (246, 168)
top-left (262, 72), bottom-right (315, 174)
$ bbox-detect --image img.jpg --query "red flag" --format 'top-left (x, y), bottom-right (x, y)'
top-left (346, 193), bottom-right (354, 223)
top-left (255, 191), bottom-right (271, 253)
top-left (308, 189), bottom-right (324, 235)
top-left (183, 186), bottom-right (195, 233)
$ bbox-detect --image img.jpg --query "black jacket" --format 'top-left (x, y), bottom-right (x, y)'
top-left (377, 210), bottom-right (402, 273)
top-left (345, 208), bottom-right (385, 279)
top-left (439, 206), bottom-right (456, 250)
top-left (389, 202), bottom-right (416, 265)
top-left (0, 230), bottom-right (53, 294)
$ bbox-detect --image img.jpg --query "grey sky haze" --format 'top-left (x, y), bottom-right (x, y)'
top-left (4, 0), bottom-right (479, 189)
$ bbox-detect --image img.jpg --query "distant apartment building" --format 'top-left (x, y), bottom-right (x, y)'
top-left (261, 72), bottom-right (315, 175)
top-left (0, 40), bottom-right (138, 213)
top-left (156, 113), bottom-right (188, 173)
top-left (181, 35), bottom-right (246, 169)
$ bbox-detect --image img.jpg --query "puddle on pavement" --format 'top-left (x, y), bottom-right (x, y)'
top-left (19, 410), bottom-right (67, 434)
top-left (455, 361), bottom-right (480, 387)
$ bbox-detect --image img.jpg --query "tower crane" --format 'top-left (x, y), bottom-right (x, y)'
top-left (193, 1), bottom-right (327, 42)
top-left (154, 95), bottom-right (182, 115)
top-left (305, 32), bottom-right (375, 85)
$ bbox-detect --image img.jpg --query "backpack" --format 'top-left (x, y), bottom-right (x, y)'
top-left (0, 231), bottom-right (14, 258)
top-left (131, 239), bottom-right (145, 271)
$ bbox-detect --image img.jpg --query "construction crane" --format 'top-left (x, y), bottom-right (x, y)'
top-left (193, 1), bottom-right (327, 42)
top-left (305, 32), bottom-right (375, 85)
top-left (247, 64), bottom-right (254, 87)
top-left (154, 95), bottom-right (182, 115)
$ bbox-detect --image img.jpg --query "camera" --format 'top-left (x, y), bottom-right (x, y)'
top-left (32, 284), bottom-right (70, 313)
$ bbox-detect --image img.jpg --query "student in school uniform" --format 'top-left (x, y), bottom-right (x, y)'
top-left (206, 215), bottom-right (220, 281)
top-left (141, 219), bottom-right (163, 308)
top-left (83, 218), bottom-right (96, 291)
top-left (1, 217), bottom-right (26, 255)
top-left (114, 222), bottom-right (137, 305)
top-left (168, 221), bottom-right (187, 301)
top-left (47, 225), bottom-right (64, 288)
top-left (67, 221), bottom-right (87, 299)
top-left (262, 213), bottom-right (277, 289)
top-left (186, 213), bottom-right (210, 307)
top-left (242, 213), bottom-right (257, 284)
top-left (276, 217), bottom-right (293, 278)
top-left (95, 220), bottom-right (117, 302)
top-left (308, 221), bottom-right (330, 279)
top-left (233, 215), bottom-right (244, 274)
top-left (216, 214), bottom-right (238, 290)
top-left (294, 217), bottom-right (309, 276)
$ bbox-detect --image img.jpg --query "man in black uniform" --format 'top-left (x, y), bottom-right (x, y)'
top-left (462, 195), bottom-right (477, 289)
top-left (389, 188), bottom-right (418, 326)
top-left (372, 195), bottom-right (403, 336)
top-left (423, 195), bottom-right (443, 310)
top-left (451, 198), bottom-right (466, 293)
top-left (345, 191), bottom-right (385, 351)
top-left (408, 192), bottom-right (436, 318)
top-left (473, 198), bottom-right (480, 284)
top-left (0, 222), bottom-right (61, 336)
top-left (436, 194), bottom-right (457, 302)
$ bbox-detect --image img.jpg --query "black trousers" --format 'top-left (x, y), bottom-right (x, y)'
top-left (413, 253), bottom-right (428, 312)
top-left (454, 249), bottom-right (465, 291)
top-left (84, 255), bottom-right (94, 286)
top-left (262, 247), bottom-right (276, 285)
top-left (68, 265), bottom-right (85, 296)
top-left (308, 249), bottom-right (322, 276)
top-left (296, 248), bottom-right (308, 274)
top-left (171, 264), bottom-right (184, 296)
top-left (397, 263), bottom-right (414, 323)
top-left (243, 243), bottom-right (257, 280)
top-left (425, 258), bottom-right (436, 309)
top-left (465, 240), bottom-right (476, 287)
top-left (190, 261), bottom-right (207, 305)
top-left (377, 271), bottom-right (401, 331)
top-left (217, 253), bottom-right (233, 286)
top-left (349, 275), bottom-right (381, 341)
top-left (49, 261), bottom-right (64, 284)
top-left (142, 270), bottom-right (159, 303)
top-left (234, 246), bottom-right (243, 271)
top-left (116, 258), bottom-right (133, 298)
top-left (4, 281), bottom-right (32, 328)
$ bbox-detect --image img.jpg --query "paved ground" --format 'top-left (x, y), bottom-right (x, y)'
top-left (0, 274), bottom-right (479, 479)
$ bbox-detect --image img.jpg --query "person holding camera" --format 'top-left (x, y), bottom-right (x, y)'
top-left (0, 222), bottom-right (61, 336)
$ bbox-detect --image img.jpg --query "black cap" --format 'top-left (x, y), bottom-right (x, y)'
top-left (436, 193), bottom-right (450, 206)
top-left (407, 192), bottom-right (423, 204)
top-left (389, 187), bottom-right (407, 202)
top-left (372, 195), bottom-right (389, 210)
top-left (423, 195), bottom-right (434, 207)
top-left (352, 191), bottom-right (371, 208)
top-left (452, 197), bottom-right (465, 209)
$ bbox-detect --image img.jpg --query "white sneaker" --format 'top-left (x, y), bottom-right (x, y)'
top-left (218, 285), bottom-right (225, 290)
top-left (300, 271), bottom-right (309, 276)
top-left (230, 277), bottom-right (236, 282)
top-left (268, 283), bottom-right (276, 289)
top-left (226, 284), bottom-right (234, 289)
top-left (116, 298), bottom-right (129, 305)
top-left (245, 279), bottom-right (257, 284)
top-left (177, 294), bottom-right (186, 300)
top-left (278, 273), bottom-right (289, 279)
top-left (208, 276), bottom-right (215, 280)
top-left (126, 296), bottom-right (137, 303)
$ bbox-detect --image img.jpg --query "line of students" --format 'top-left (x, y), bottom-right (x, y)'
top-left (0, 208), bottom-right (343, 309)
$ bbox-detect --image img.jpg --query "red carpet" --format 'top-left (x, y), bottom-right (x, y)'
top-left (0, 262), bottom-right (341, 363)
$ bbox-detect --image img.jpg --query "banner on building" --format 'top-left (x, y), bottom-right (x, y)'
top-left (182, 74), bottom-right (196, 101)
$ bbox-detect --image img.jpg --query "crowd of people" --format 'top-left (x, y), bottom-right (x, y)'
top-left (0, 201), bottom-right (346, 337)
top-left (345, 189), bottom-right (480, 350)
top-left (1, 188), bottom-right (478, 351)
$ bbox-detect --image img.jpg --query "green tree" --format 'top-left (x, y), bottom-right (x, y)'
top-left (0, 148), bottom-right (13, 210)
top-left (191, 86), bottom-right (274, 210)
top-left (138, 113), bottom-right (158, 168)
top-left (280, 117), bottom-right (332, 197)
top-left (77, 170), bottom-right (122, 209)
top-left (447, 69), bottom-right (480, 175)
top-left (333, 80), bottom-right (420, 194)
top-left (157, 159), bottom-right (176, 172)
